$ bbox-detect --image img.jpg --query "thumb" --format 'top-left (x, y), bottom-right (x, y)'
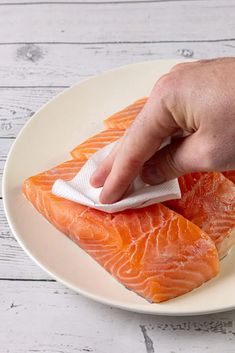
top-left (141, 133), bottom-right (207, 184)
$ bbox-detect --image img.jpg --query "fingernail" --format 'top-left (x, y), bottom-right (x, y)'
top-left (142, 165), bottom-right (166, 185)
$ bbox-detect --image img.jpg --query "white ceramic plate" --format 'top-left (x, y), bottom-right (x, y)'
top-left (3, 60), bottom-right (235, 316)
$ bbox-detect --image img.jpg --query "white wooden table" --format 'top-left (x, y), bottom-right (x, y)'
top-left (0, 1), bottom-right (235, 352)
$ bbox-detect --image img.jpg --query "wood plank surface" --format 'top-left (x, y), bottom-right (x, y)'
top-left (0, 0), bottom-right (169, 3)
top-left (1, 0), bottom-right (235, 351)
top-left (0, 88), bottom-right (63, 137)
top-left (0, 280), bottom-right (235, 353)
top-left (0, 42), bottom-right (235, 87)
top-left (0, 138), bottom-right (13, 198)
top-left (0, 1), bottom-right (235, 43)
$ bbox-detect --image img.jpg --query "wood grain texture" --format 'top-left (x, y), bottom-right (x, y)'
top-left (0, 0), bottom-right (176, 3)
top-left (0, 0), bottom-right (170, 3)
top-left (0, 138), bottom-right (13, 197)
top-left (1, 42), bottom-right (235, 87)
top-left (0, 280), bottom-right (234, 353)
top-left (0, 88), bottom-right (64, 137)
top-left (0, 1), bottom-right (235, 43)
top-left (1, 0), bottom-right (235, 350)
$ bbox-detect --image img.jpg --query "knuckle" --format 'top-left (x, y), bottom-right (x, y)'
top-left (126, 156), bottom-right (142, 171)
top-left (153, 72), bottom-right (180, 107)
top-left (156, 73), bottom-right (175, 91)
top-left (170, 62), bottom-right (187, 72)
top-left (153, 75), bottom-right (170, 98)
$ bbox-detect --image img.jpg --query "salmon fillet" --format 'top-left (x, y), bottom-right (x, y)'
top-left (23, 159), bottom-right (219, 303)
top-left (104, 97), bottom-right (147, 130)
top-left (222, 171), bottom-right (235, 184)
top-left (164, 172), bottom-right (235, 258)
top-left (71, 129), bottom-right (124, 160)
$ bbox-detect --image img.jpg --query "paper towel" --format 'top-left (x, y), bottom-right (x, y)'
top-left (52, 140), bottom-right (181, 213)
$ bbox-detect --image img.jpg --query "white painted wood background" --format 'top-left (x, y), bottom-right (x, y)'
top-left (0, 1), bottom-right (235, 352)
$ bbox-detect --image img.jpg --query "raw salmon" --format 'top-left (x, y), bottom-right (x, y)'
top-left (164, 172), bottom-right (235, 258)
top-left (223, 171), bottom-right (235, 184)
top-left (104, 97), bottom-right (147, 130)
top-left (71, 129), bottom-right (124, 160)
top-left (23, 159), bottom-right (219, 303)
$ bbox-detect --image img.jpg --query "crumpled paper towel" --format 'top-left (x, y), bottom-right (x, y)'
top-left (52, 139), bottom-right (181, 213)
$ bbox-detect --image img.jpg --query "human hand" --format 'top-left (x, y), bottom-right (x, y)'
top-left (91, 58), bottom-right (235, 204)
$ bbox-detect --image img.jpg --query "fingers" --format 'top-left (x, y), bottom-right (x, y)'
top-left (90, 128), bottom-right (130, 187)
top-left (91, 71), bottom-right (183, 204)
top-left (141, 133), bottom-right (209, 184)
top-left (90, 149), bottom-right (116, 188)
top-left (90, 139), bottom-right (121, 187)
top-left (98, 94), bottom-right (178, 204)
